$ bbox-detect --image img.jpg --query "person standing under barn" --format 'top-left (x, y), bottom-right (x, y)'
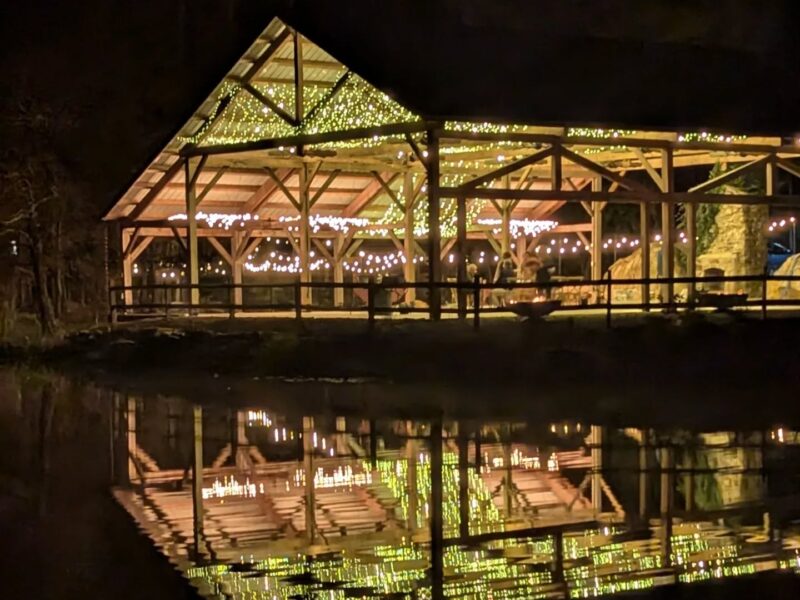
top-left (492, 252), bottom-right (516, 306)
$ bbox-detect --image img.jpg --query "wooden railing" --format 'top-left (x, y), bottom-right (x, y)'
top-left (108, 272), bottom-right (800, 329)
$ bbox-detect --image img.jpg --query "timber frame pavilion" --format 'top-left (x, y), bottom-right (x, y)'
top-left (104, 17), bottom-right (800, 319)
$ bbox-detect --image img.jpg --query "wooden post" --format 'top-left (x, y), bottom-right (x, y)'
top-left (126, 396), bottom-right (138, 485)
top-left (458, 428), bottom-right (470, 538)
top-left (303, 416), bottom-right (316, 542)
top-left (500, 202), bottom-right (511, 255)
top-left (231, 232), bottom-right (244, 314)
top-left (606, 271), bottom-right (612, 328)
top-left (591, 425), bottom-right (603, 513)
top-left (298, 163), bottom-right (312, 306)
top-left (406, 438), bottom-right (418, 531)
top-left (191, 405), bottom-right (204, 555)
top-left (591, 178), bottom-right (604, 284)
top-left (640, 203), bottom-right (650, 308)
top-left (660, 149), bottom-right (675, 308)
top-left (403, 172), bottom-right (416, 303)
top-left (333, 234), bottom-right (344, 307)
top-left (456, 195), bottom-right (467, 318)
top-left (430, 417), bottom-right (444, 600)
top-left (121, 229), bottom-right (134, 307)
top-left (426, 130), bottom-right (441, 320)
top-left (503, 435), bottom-right (514, 516)
top-left (185, 158), bottom-right (203, 309)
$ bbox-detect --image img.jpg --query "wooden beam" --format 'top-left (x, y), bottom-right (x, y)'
top-left (241, 28), bottom-right (291, 83)
top-left (688, 155), bottom-right (772, 193)
top-left (439, 187), bottom-right (800, 206)
top-left (459, 146), bottom-right (553, 191)
top-left (182, 121), bottom-right (431, 157)
top-left (302, 71), bottom-right (352, 127)
top-left (560, 146), bottom-right (652, 196)
top-left (293, 30), bottom-right (304, 124)
top-left (242, 83), bottom-right (298, 126)
top-left (373, 171), bottom-right (405, 212)
top-left (342, 173), bottom-right (399, 216)
top-left (265, 167), bottom-right (299, 210)
top-left (208, 237), bottom-right (233, 265)
top-left (195, 166), bottom-right (229, 207)
top-left (243, 168), bottom-right (292, 213)
top-left (631, 148), bottom-right (664, 190)
top-left (776, 157), bottom-right (800, 180)
top-left (127, 159), bottom-right (185, 221)
top-left (309, 170), bottom-right (340, 208)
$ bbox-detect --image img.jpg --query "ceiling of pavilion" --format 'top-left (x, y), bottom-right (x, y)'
top-left (105, 14), bottom-right (785, 238)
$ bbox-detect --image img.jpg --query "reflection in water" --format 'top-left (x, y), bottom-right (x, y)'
top-left (106, 397), bottom-right (800, 599)
top-left (4, 370), bottom-right (799, 598)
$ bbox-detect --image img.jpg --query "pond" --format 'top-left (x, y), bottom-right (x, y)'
top-left (2, 369), bottom-right (800, 598)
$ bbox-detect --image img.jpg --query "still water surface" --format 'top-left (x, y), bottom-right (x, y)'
top-left (2, 370), bottom-right (800, 598)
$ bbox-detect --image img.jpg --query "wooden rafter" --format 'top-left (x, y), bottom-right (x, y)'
top-left (560, 146), bottom-right (652, 196)
top-left (342, 173), bottom-right (399, 216)
top-left (265, 167), bottom-right (299, 210)
top-left (459, 146), bottom-right (553, 191)
top-left (127, 159), bottom-right (185, 221)
top-left (372, 171), bottom-right (405, 212)
top-left (242, 84), bottom-right (298, 126)
top-left (293, 30), bottom-right (304, 124)
top-left (242, 168), bottom-right (292, 213)
top-left (310, 170), bottom-right (341, 208)
top-left (208, 237), bottom-right (234, 265)
top-left (631, 148), bottom-right (664, 190)
top-left (241, 28), bottom-right (291, 83)
top-left (302, 71), bottom-right (352, 127)
top-left (688, 155), bottom-right (772, 193)
top-left (195, 167), bottom-right (229, 208)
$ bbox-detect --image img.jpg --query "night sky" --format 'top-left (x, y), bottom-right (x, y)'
top-left (2, 0), bottom-right (799, 217)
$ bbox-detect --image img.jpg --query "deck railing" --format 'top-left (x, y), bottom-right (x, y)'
top-left (108, 272), bottom-right (800, 329)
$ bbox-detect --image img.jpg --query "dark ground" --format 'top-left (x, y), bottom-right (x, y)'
top-left (10, 310), bottom-right (800, 430)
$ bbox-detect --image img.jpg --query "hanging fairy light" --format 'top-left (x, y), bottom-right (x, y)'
top-left (476, 218), bottom-right (559, 239)
top-left (168, 211), bottom-right (260, 230)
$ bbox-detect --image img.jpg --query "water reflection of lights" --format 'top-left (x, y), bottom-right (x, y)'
top-left (202, 476), bottom-right (264, 500)
top-left (246, 410), bottom-right (272, 427)
top-left (293, 465), bottom-right (373, 489)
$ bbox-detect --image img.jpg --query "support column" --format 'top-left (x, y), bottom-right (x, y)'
top-left (660, 149), bottom-right (675, 308)
top-left (430, 417), bottom-right (444, 600)
top-left (298, 164), bottom-right (312, 306)
top-left (303, 415), bottom-right (316, 542)
top-left (127, 396), bottom-right (138, 484)
top-left (503, 434), bottom-right (514, 516)
top-left (403, 172), bottom-right (416, 303)
top-left (500, 204), bottom-right (511, 255)
top-left (591, 178), bottom-right (604, 282)
top-left (191, 405), bottom-right (204, 555)
top-left (426, 130), bottom-right (441, 320)
top-left (231, 232), bottom-right (244, 310)
top-left (640, 204), bottom-right (650, 307)
top-left (333, 234), bottom-right (345, 307)
top-left (591, 425), bottom-right (603, 513)
top-left (458, 426), bottom-right (470, 538)
top-left (406, 438), bottom-right (418, 531)
top-left (121, 229), bottom-right (134, 307)
top-left (185, 159), bottom-right (203, 308)
top-left (456, 194), bottom-right (467, 318)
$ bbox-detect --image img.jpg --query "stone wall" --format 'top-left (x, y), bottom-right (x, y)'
top-left (696, 190), bottom-right (767, 296)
